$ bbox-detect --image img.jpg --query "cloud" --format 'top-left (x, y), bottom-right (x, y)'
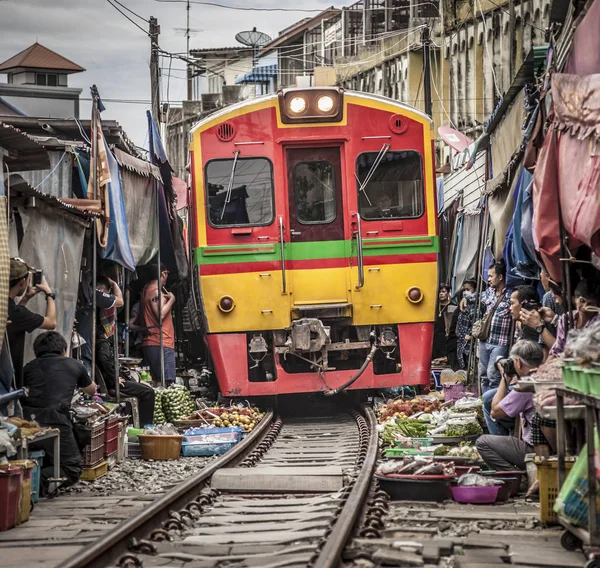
top-left (0, 0), bottom-right (334, 146)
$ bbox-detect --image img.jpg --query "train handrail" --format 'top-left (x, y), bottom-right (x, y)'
top-left (353, 212), bottom-right (364, 289)
top-left (278, 215), bottom-right (287, 293)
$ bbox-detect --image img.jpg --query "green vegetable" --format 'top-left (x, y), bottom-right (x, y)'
top-left (445, 422), bottom-right (483, 437)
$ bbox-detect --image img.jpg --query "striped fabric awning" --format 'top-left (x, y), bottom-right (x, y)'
top-left (235, 64), bottom-right (277, 84)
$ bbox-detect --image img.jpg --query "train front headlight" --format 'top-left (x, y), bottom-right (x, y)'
top-left (289, 96), bottom-right (307, 115)
top-left (317, 95), bottom-right (334, 113)
top-left (218, 296), bottom-right (235, 313)
top-left (407, 287), bottom-right (424, 303)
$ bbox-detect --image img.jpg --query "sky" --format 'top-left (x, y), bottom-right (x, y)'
top-left (0, 0), bottom-right (334, 146)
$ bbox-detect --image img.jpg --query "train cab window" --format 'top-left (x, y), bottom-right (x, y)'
top-left (206, 157), bottom-right (274, 227)
top-left (293, 161), bottom-right (336, 224)
top-left (357, 151), bottom-right (424, 220)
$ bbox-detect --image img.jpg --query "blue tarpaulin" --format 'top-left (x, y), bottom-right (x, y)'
top-left (235, 64), bottom-right (277, 84)
top-left (100, 139), bottom-right (136, 271)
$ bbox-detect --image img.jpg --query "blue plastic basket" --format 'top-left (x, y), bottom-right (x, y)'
top-left (29, 450), bottom-right (45, 504)
top-left (181, 440), bottom-right (237, 456)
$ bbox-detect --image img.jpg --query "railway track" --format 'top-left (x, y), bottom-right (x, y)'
top-left (54, 405), bottom-right (379, 568)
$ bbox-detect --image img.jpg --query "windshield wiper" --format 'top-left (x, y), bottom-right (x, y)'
top-left (356, 143), bottom-right (390, 206)
top-left (220, 150), bottom-right (240, 221)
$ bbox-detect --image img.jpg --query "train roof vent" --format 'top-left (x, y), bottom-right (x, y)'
top-left (389, 114), bottom-right (408, 135)
top-left (216, 122), bottom-right (236, 142)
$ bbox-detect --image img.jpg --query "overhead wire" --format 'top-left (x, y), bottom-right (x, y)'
top-left (105, 0), bottom-right (149, 35)
top-left (154, 0), bottom-right (327, 11)
top-left (110, 0), bottom-right (149, 22)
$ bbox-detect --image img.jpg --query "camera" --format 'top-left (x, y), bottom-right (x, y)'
top-left (31, 269), bottom-right (43, 287)
top-left (496, 357), bottom-right (517, 377)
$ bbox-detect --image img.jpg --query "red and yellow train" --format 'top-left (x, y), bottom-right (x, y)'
top-left (190, 87), bottom-right (438, 397)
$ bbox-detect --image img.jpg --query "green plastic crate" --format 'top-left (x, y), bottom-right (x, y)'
top-left (395, 437), bottom-right (433, 449)
top-left (385, 447), bottom-right (434, 458)
top-left (585, 368), bottom-right (600, 397)
top-left (562, 365), bottom-right (590, 394)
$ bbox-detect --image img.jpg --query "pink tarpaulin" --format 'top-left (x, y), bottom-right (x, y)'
top-left (172, 177), bottom-right (188, 211)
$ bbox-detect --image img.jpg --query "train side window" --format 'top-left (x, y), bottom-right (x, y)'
top-left (293, 161), bottom-right (336, 224)
top-left (356, 151), bottom-right (424, 220)
top-left (205, 157), bottom-right (274, 227)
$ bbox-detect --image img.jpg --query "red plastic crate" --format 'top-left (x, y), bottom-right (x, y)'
top-left (104, 417), bottom-right (119, 458)
top-left (82, 422), bottom-right (106, 467)
top-left (0, 466), bottom-right (23, 532)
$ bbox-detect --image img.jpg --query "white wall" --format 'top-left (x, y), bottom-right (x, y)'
top-left (0, 94), bottom-right (77, 118)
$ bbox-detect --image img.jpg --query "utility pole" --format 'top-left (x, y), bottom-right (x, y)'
top-left (149, 16), bottom-right (161, 123)
top-left (186, 0), bottom-right (193, 100)
top-left (509, 0), bottom-right (515, 80)
top-left (422, 27), bottom-right (433, 118)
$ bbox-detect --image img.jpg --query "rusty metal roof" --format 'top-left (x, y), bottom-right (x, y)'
top-left (0, 43), bottom-right (85, 73)
top-left (0, 122), bottom-right (50, 171)
top-left (6, 174), bottom-right (99, 220)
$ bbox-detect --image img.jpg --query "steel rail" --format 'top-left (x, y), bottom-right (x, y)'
top-left (313, 406), bottom-right (379, 568)
top-left (56, 410), bottom-right (275, 568)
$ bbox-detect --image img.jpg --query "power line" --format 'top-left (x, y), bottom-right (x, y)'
top-left (105, 0), bottom-right (149, 35)
top-left (154, 0), bottom-right (326, 11)
top-left (111, 0), bottom-right (149, 22)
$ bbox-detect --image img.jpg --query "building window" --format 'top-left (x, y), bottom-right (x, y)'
top-left (36, 73), bottom-right (58, 86)
top-left (357, 151), bottom-right (424, 220)
top-left (206, 157), bottom-right (274, 227)
top-left (293, 161), bottom-right (337, 224)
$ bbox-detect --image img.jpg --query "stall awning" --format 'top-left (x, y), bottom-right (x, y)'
top-left (0, 122), bottom-right (50, 171)
top-left (235, 64), bottom-right (278, 84)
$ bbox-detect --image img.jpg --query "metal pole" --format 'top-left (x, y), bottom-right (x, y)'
top-left (124, 271), bottom-right (130, 357)
top-left (113, 268), bottom-right (120, 404)
top-left (150, 17), bottom-right (161, 127)
top-left (422, 27), bottom-right (433, 118)
top-left (147, 112), bottom-right (165, 387)
top-left (91, 93), bottom-right (98, 387)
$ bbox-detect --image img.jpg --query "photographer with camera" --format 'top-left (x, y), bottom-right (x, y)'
top-left (7, 258), bottom-right (56, 389)
top-left (476, 340), bottom-right (545, 471)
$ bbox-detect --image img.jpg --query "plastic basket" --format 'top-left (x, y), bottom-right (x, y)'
top-left (126, 428), bottom-right (143, 442)
top-left (138, 435), bottom-right (184, 460)
top-left (82, 421), bottom-right (106, 467)
top-left (537, 459), bottom-right (574, 524)
top-left (585, 368), bottom-right (600, 397)
top-left (443, 382), bottom-right (468, 402)
top-left (104, 417), bottom-right (120, 459)
top-left (182, 441), bottom-right (236, 456)
top-left (28, 450), bottom-right (44, 504)
top-left (562, 365), bottom-right (590, 394)
top-left (81, 460), bottom-right (108, 481)
top-left (0, 466), bottom-right (22, 532)
top-left (9, 461), bottom-right (35, 524)
top-left (126, 442), bottom-right (142, 459)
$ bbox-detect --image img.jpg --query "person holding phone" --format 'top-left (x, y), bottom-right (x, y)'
top-left (7, 258), bottom-right (56, 389)
top-left (140, 264), bottom-right (176, 384)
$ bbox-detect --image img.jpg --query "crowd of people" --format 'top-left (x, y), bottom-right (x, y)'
top-left (1, 258), bottom-right (178, 492)
top-left (433, 259), bottom-right (600, 495)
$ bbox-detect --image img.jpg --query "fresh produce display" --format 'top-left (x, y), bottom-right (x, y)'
top-left (377, 398), bottom-right (441, 423)
top-left (153, 386), bottom-right (195, 424)
top-left (183, 405), bottom-right (264, 432)
top-left (153, 395), bottom-right (167, 425)
top-left (434, 442), bottom-right (482, 461)
top-left (445, 422), bottom-right (483, 437)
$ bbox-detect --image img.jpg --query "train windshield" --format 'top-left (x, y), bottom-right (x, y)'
top-left (293, 161), bottom-right (337, 224)
top-left (206, 157), bottom-right (274, 227)
top-left (357, 151), bottom-right (424, 220)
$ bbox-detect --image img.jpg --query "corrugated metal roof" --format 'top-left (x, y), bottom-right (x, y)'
top-left (0, 43), bottom-right (85, 73)
top-left (0, 122), bottom-right (50, 171)
top-left (6, 174), bottom-right (99, 219)
top-left (190, 46), bottom-right (253, 56)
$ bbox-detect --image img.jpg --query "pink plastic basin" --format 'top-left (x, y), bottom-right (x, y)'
top-left (450, 484), bottom-right (500, 504)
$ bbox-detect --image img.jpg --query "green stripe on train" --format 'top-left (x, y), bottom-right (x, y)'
top-left (194, 236), bottom-right (439, 265)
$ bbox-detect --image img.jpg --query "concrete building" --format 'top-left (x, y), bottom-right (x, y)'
top-left (0, 43), bottom-right (85, 119)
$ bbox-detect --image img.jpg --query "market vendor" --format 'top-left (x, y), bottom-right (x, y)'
top-left (22, 331), bottom-right (97, 493)
top-left (476, 340), bottom-right (544, 472)
top-left (432, 284), bottom-right (455, 361)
